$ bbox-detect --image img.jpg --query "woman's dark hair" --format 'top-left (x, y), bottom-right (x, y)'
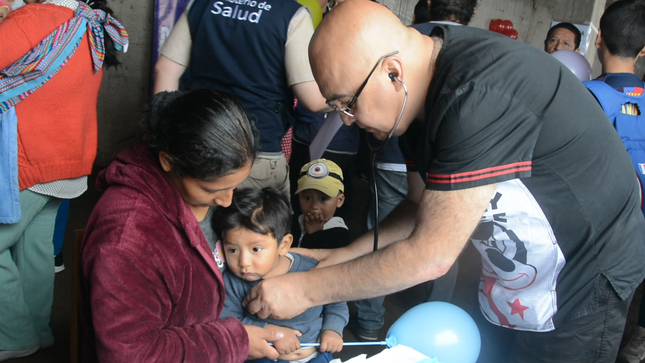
top-left (214, 188), bottom-right (291, 244)
top-left (82, 0), bottom-right (122, 68)
top-left (143, 89), bottom-right (260, 180)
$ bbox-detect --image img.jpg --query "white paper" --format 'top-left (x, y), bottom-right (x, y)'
top-left (331, 345), bottom-right (435, 363)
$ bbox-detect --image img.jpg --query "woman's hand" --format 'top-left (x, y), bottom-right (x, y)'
top-left (244, 325), bottom-right (282, 360)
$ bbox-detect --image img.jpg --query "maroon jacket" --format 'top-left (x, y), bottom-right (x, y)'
top-left (80, 143), bottom-right (248, 362)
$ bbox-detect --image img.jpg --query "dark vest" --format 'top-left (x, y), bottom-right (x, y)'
top-left (185, 0), bottom-right (301, 152)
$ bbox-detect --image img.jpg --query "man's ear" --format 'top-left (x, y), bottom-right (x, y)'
top-left (278, 234), bottom-right (293, 255)
top-left (158, 151), bottom-right (174, 172)
top-left (383, 57), bottom-right (403, 87)
top-left (595, 29), bottom-right (603, 50)
top-left (638, 44), bottom-right (645, 59)
top-left (336, 192), bottom-right (346, 208)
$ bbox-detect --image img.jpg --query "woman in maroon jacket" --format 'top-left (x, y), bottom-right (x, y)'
top-left (80, 89), bottom-right (285, 362)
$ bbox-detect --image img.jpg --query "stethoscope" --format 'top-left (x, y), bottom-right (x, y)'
top-left (367, 74), bottom-right (408, 252)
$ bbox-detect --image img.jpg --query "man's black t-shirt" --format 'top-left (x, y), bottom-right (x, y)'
top-left (401, 24), bottom-right (645, 331)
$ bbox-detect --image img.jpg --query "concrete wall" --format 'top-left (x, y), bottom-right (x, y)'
top-left (94, 0), bottom-right (645, 168)
top-left (94, 0), bottom-right (154, 166)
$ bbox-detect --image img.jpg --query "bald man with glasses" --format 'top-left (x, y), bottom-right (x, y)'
top-left (244, 1), bottom-right (645, 362)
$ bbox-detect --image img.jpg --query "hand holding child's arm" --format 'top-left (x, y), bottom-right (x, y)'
top-left (318, 330), bottom-right (344, 353)
top-left (245, 325), bottom-right (282, 360)
top-left (265, 324), bottom-right (302, 355)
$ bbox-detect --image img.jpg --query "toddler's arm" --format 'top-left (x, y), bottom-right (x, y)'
top-left (318, 329), bottom-right (344, 353)
top-left (319, 300), bottom-right (349, 352)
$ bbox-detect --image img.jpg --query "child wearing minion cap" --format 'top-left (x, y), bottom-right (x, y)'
top-left (295, 159), bottom-right (352, 249)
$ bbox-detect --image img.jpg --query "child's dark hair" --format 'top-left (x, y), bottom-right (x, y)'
top-left (429, 0), bottom-right (477, 25)
top-left (143, 89), bottom-right (260, 180)
top-left (82, 0), bottom-right (122, 68)
top-left (215, 188), bottom-right (292, 245)
top-left (546, 22), bottom-right (582, 50)
top-left (599, 0), bottom-right (645, 58)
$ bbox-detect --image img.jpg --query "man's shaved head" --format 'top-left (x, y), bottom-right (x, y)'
top-left (308, 0), bottom-right (437, 138)
top-left (309, 0), bottom-right (410, 98)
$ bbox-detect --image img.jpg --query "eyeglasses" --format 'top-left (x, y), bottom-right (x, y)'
top-left (326, 50), bottom-right (399, 119)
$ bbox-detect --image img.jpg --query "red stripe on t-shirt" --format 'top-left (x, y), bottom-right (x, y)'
top-left (427, 161), bottom-right (532, 184)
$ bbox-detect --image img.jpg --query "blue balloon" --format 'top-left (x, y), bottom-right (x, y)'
top-left (385, 302), bottom-right (481, 363)
top-left (551, 50), bottom-right (593, 81)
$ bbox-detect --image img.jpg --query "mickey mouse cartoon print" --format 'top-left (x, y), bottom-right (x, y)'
top-left (470, 179), bottom-right (565, 332)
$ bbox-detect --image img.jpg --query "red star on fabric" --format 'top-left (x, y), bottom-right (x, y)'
top-left (507, 299), bottom-right (529, 320)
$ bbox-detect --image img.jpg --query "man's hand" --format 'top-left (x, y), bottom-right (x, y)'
top-left (245, 325), bottom-right (283, 360)
top-left (243, 273), bottom-right (311, 319)
top-left (318, 330), bottom-right (344, 353)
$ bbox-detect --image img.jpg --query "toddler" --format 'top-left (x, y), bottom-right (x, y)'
top-left (216, 187), bottom-right (349, 363)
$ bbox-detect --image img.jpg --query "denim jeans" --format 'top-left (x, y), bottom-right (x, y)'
top-left (355, 168), bottom-right (408, 330)
top-left (357, 167), bottom-right (458, 330)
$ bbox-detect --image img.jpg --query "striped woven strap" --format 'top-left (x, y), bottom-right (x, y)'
top-left (76, 1), bottom-right (129, 72)
top-left (0, 20), bottom-right (85, 113)
top-left (0, 1), bottom-right (129, 114)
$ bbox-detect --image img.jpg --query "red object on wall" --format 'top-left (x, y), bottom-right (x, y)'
top-left (489, 18), bottom-right (518, 39)
top-left (489, 19), bottom-right (503, 32)
top-left (501, 19), bottom-right (513, 32)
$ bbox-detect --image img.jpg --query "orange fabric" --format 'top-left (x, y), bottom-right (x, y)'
top-left (0, 4), bottom-right (103, 190)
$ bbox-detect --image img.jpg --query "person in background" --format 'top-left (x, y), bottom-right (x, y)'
top-left (581, 1), bottom-right (645, 362)
top-left (244, 1), bottom-right (645, 362)
top-left (428, 0), bottom-right (476, 24)
top-left (0, 0), bottom-right (127, 360)
top-left (295, 159), bottom-right (350, 249)
top-left (351, 136), bottom-right (409, 341)
top-left (289, 108), bottom-right (359, 237)
top-left (412, 0), bottom-right (428, 24)
top-left (217, 187), bottom-right (348, 363)
top-left (52, 199), bottom-right (69, 273)
top-left (544, 21), bottom-right (582, 54)
top-left (289, 0), bottom-right (359, 236)
top-left (153, 0), bottom-right (330, 200)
